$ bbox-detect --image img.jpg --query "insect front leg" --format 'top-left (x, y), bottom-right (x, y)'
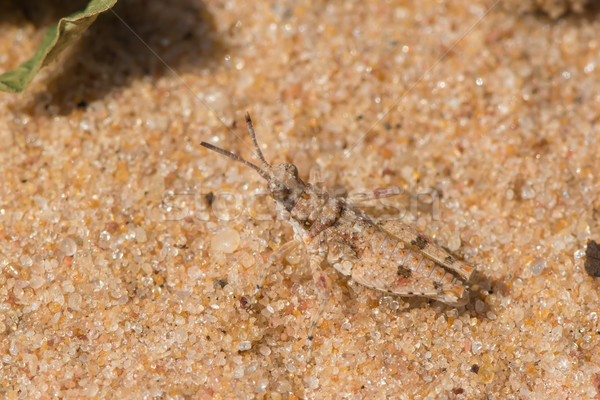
top-left (306, 239), bottom-right (331, 363)
top-left (252, 239), bottom-right (302, 302)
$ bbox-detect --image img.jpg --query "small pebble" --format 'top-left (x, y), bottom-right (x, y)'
top-left (239, 341), bottom-right (251, 351)
top-left (447, 236), bottom-right (461, 252)
top-left (530, 258), bottom-right (546, 276)
top-left (134, 227), bottom-right (147, 243)
top-left (521, 185), bottom-right (535, 199)
top-left (471, 341), bottom-right (483, 355)
top-left (60, 238), bottom-right (77, 256)
top-left (20, 255), bottom-right (32, 267)
top-left (259, 345), bottom-right (271, 356)
top-left (584, 240), bottom-right (600, 277)
top-left (67, 293), bottom-right (82, 310)
top-left (211, 229), bottom-right (241, 254)
top-left (232, 366), bottom-right (245, 379)
top-left (174, 328), bottom-right (188, 343)
top-left (187, 266), bottom-right (202, 281)
top-left (29, 275), bottom-right (45, 290)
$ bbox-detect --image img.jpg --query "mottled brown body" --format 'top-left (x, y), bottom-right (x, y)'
top-left (285, 183), bottom-right (472, 305)
top-left (201, 114), bottom-right (475, 360)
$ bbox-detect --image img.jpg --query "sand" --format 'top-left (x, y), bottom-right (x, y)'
top-left (0, 1), bottom-right (599, 398)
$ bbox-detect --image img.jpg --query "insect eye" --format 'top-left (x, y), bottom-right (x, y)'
top-left (269, 181), bottom-right (287, 195)
top-left (283, 163), bottom-right (298, 177)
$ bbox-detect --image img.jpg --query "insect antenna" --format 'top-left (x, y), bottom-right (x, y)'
top-left (245, 113), bottom-right (271, 169)
top-left (200, 142), bottom-right (270, 181)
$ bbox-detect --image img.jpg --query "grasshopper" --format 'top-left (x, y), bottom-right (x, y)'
top-left (200, 114), bottom-right (475, 358)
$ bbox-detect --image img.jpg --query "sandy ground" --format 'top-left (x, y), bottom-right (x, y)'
top-left (1, 0), bottom-right (600, 399)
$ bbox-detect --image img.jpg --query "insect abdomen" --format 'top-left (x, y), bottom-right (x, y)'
top-left (338, 215), bottom-right (465, 288)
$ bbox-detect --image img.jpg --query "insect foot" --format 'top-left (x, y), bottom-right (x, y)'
top-left (200, 113), bottom-right (475, 361)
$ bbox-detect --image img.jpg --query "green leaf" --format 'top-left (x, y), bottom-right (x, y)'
top-left (0, 0), bottom-right (119, 93)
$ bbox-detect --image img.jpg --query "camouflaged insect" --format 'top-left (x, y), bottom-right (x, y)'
top-left (201, 113), bottom-right (475, 356)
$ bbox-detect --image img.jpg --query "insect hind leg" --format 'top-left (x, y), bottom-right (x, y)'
top-left (306, 241), bottom-right (330, 363)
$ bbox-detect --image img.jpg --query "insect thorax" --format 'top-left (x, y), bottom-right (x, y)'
top-left (288, 186), bottom-right (344, 240)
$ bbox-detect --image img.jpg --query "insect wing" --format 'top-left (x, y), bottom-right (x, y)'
top-left (377, 220), bottom-right (474, 281)
top-left (350, 256), bottom-right (468, 305)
